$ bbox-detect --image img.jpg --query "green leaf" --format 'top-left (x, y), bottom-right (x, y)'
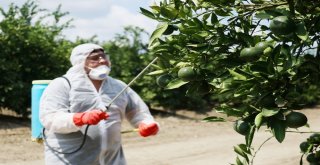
top-left (215, 105), bottom-right (244, 117)
top-left (202, 116), bottom-right (225, 122)
top-left (245, 125), bottom-right (256, 147)
top-left (271, 119), bottom-right (286, 143)
top-left (140, 7), bottom-right (155, 19)
top-left (280, 44), bottom-right (290, 57)
top-left (238, 143), bottom-right (251, 155)
top-left (254, 112), bottom-right (264, 129)
top-left (295, 22), bottom-right (308, 41)
top-left (191, 0), bottom-right (200, 6)
top-left (150, 5), bottom-right (161, 13)
top-left (165, 79), bottom-right (188, 89)
top-left (193, 17), bottom-right (203, 28)
top-left (250, 61), bottom-right (270, 75)
top-left (236, 157), bottom-right (243, 165)
top-left (261, 108), bottom-right (280, 117)
top-left (234, 86), bottom-right (249, 98)
top-left (186, 43), bottom-right (207, 48)
top-left (270, 45), bottom-right (281, 65)
top-left (181, 6), bottom-right (192, 17)
top-left (160, 6), bottom-right (178, 19)
top-left (215, 8), bottom-right (231, 16)
top-left (179, 25), bottom-right (199, 34)
top-left (234, 145), bottom-right (249, 162)
top-left (260, 25), bottom-right (269, 31)
top-left (150, 64), bottom-right (162, 70)
top-left (228, 69), bottom-right (247, 80)
top-left (211, 13), bottom-right (218, 24)
top-left (152, 44), bottom-right (172, 53)
top-left (149, 23), bottom-right (168, 48)
top-left (202, 13), bottom-right (211, 22)
top-left (234, 145), bottom-right (246, 158)
top-left (147, 70), bottom-right (165, 76)
top-left (267, 57), bottom-right (275, 74)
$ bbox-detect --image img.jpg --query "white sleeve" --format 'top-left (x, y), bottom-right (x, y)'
top-left (39, 78), bottom-right (80, 133)
top-left (125, 87), bottom-right (156, 127)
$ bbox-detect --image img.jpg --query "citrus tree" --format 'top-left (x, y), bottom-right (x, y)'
top-left (140, 0), bottom-right (320, 164)
top-left (0, 1), bottom-right (73, 116)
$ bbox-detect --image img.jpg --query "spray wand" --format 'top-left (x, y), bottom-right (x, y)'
top-left (105, 57), bottom-right (159, 134)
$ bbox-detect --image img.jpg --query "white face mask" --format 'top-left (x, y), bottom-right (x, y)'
top-left (87, 65), bottom-right (111, 80)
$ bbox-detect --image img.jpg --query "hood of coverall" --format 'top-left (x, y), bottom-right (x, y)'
top-left (70, 43), bottom-right (104, 66)
top-left (66, 43), bottom-right (104, 75)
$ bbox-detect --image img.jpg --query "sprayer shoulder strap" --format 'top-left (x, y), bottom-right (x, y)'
top-left (60, 76), bottom-right (71, 112)
top-left (60, 76), bottom-right (71, 89)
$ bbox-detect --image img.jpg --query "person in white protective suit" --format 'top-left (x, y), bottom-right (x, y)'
top-left (39, 43), bottom-right (159, 165)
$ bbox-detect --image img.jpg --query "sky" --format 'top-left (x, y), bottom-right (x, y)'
top-left (0, 0), bottom-right (159, 42)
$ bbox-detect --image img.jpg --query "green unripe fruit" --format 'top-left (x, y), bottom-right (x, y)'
top-left (299, 141), bottom-right (309, 153)
top-left (307, 153), bottom-right (319, 163)
top-left (285, 111), bottom-right (308, 128)
top-left (178, 67), bottom-right (198, 82)
top-left (269, 16), bottom-right (295, 35)
top-left (309, 133), bottom-right (320, 144)
top-left (240, 47), bottom-right (261, 61)
top-left (233, 120), bottom-right (250, 136)
top-left (263, 47), bottom-right (272, 56)
top-left (156, 74), bottom-right (172, 88)
top-left (255, 42), bottom-right (272, 54)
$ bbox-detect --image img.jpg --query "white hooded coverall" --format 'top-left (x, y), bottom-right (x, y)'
top-left (39, 43), bottom-right (156, 165)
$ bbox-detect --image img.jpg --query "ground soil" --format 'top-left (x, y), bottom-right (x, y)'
top-left (1, 107), bottom-right (320, 165)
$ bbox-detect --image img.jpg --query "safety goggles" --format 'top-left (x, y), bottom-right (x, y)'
top-left (86, 53), bottom-right (108, 61)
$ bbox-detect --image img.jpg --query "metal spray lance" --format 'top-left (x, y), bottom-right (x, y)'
top-left (104, 57), bottom-right (159, 133)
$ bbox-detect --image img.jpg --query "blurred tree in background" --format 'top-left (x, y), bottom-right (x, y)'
top-left (0, 1), bottom-right (73, 116)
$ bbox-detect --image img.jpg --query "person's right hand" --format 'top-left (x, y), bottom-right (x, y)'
top-left (73, 109), bottom-right (109, 126)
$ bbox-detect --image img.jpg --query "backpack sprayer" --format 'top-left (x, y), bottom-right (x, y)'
top-left (31, 80), bottom-right (52, 143)
top-left (31, 57), bottom-right (159, 152)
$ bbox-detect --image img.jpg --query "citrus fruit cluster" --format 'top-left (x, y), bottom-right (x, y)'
top-left (240, 41), bottom-right (272, 62)
top-left (239, 15), bottom-right (296, 62)
top-left (232, 111), bottom-right (307, 136)
top-left (300, 133), bottom-right (320, 164)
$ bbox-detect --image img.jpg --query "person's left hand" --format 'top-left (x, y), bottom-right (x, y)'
top-left (138, 121), bottom-right (159, 137)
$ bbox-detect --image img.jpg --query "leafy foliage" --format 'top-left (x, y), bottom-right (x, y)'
top-left (300, 133), bottom-right (320, 164)
top-left (141, 0), bottom-right (320, 163)
top-left (103, 26), bottom-right (210, 110)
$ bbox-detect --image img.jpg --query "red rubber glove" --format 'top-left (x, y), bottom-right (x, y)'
top-left (138, 122), bottom-right (159, 137)
top-left (73, 109), bottom-right (109, 126)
